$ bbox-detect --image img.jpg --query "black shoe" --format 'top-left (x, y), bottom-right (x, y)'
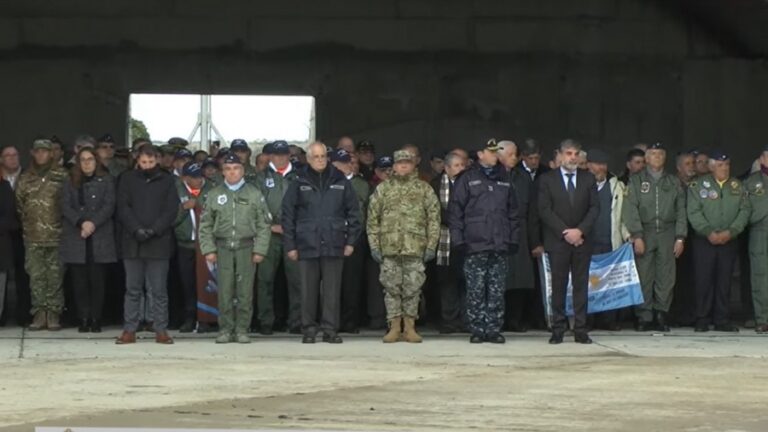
top-left (486, 333), bottom-right (506, 344)
top-left (714, 324), bottom-right (740, 333)
top-left (574, 334), bottom-right (593, 344)
top-left (302, 335), bottom-right (316, 344)
top-left (469, 334), bottom-right (484, 344)
top-left (694, 324), bottom-right (710, 332)
top-left (288, 326), bottom-right (302, 335)
top-left (322, 334), bottom-right (343, 344)
top-left (655, 311), bottom-right (670, 332)
top-left (260, 327), bottom-right (274, 336)
top-left (549, 333), bottom-right (564, 345)
top-left (179, 318), bottom-right (195, 333)
top-left (90, 320), bottom-right (102, 333)
top-left (78, 319), bottom-right (89, 333)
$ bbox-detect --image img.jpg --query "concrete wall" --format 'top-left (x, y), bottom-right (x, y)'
top-left (0, 0), bottom-right (766, 170)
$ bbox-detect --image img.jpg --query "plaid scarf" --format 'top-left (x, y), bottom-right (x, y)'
top-left (437, 173), bottom-right (451, 266)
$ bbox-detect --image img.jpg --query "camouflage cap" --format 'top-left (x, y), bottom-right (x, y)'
top-left (393, 150), bottom-right (415, 163)
top-left (32, 138), bottom-right (53, 150)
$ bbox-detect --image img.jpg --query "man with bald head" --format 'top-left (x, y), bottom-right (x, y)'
top-left (282, 142), bottom-right (362, 344)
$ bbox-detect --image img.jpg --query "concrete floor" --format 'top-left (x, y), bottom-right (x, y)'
top-left (1, 326), bottom-right (767, 432)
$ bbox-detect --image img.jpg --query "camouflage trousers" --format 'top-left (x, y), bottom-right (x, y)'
top-left (463, 252), bottom-right (507, 336)
top-left (380, 256), bottom-right (425, 320)
top-left (25, 245), bottom-right (64, 315)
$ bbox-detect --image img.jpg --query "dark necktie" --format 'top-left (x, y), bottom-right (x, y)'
top-left (566, 173), bottom-right (575, 206)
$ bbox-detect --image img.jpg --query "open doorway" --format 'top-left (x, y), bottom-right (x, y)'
top-left (128, 94), bottom-right (316, 154)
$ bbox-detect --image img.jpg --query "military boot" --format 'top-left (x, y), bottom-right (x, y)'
top-left (382, 317), bottom-right (402, 343)
top-left (28, 311), bottom-right (46, 331)
top-left (46, 311), bottom-right (62, 331)
top-left (402, 317), bottom-right (422, 343)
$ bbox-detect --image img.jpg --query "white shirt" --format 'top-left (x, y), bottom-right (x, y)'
top-left (3, 167), bottom-right (21, 190)
top-left (560, 167), bottom-right (577, 189)
top-left (522, 160), bottom-right (536, 180)
top-left (596, 179), bottom-right (607, 191)
top-left (269, 161), bottom-right (293, 177)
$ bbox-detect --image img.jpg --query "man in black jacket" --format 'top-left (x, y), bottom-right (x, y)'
top-left (537, 139), bottom-right (599, 344)
top-left (116, 145), bottom-right (179, 345)
top-left (282, 142), bottom-right (362, 344)
top-left (448, 139), bottom-right (520, 344)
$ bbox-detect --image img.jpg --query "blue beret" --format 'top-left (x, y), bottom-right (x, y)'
top-left (182, 161), bottom-right (203, 177)
top-left (222, 153), bottom-right (243, 165)
top-left (272, 140), bottom-right (290, 155)
top-left (230, 139), bottom-right (250, 151)
top-left (331, 149), bottom-right (352, 163)
top-left (376, 156), bottom-right (394, 168)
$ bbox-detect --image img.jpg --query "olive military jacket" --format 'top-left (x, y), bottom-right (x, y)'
top-left (16, 164), bottom-right (68, 246)
top-left (744, 171), bottom-right (768, 230)
top-left (687, 174), bottom-right (750, 237)
top-left (622, 168), bottom-right (687, 240)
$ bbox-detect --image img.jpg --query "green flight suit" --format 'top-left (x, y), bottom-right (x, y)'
top-left (743, 172), bottom-right (768, 325)
top-left (622, 169), bottom-right (687, 322)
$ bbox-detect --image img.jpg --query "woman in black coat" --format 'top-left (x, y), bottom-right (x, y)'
top-left (59, 148), bottom-right (117, 332)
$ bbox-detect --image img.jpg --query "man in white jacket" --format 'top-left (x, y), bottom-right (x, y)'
top-left (587, 149), bottom-right (630, 330)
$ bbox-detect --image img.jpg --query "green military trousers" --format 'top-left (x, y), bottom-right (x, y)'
top-left (749, 228), bottom-right (768, 325)
top-left (256, 233), bottom-right (302, 330)
top-left (380, 256), bottom-right (425, 321)
top-left (634, 228), bottom-right (677, 322)
top-left (217, 247), bottom-right (256, 336)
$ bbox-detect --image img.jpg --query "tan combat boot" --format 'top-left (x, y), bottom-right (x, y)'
top-left (402, 317), bottom-right (423, 343)
top-left (382, 317), bottom-right (402, 343)
top-left (28, 311), bottom-right (46, 331)
top-left (47, 311), bottom-right (62, 331)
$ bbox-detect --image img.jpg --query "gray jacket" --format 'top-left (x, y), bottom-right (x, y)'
top-left (59, 174), bottom-right (117, 264)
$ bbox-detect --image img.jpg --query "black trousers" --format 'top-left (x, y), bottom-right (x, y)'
top-left (671, 234), bottom-right (696, 325)
top-left (299, 256), bottom-right (344, 336)
top-left (10, 230), bottom-right (30, 325)
top-left (175, 246), bottom-right (198, 320)
top-left (340, 238), bottom-right (366, 330)
top-left (70, 262), bottom-right (106, 321)
top-left (693, 236), bottom-right (737, 326)
top-left (436, 249), bottom-right (466, 327)
top-left (365, 258), bottom-right (386, 328)
top-left (549, 245), bottom-right (591, 335)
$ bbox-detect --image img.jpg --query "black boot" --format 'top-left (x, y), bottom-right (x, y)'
top-left (655, 311), bottom-right (670, 332)
top-left (179, 317), bottom-right (195, 333)
top-left (90, 320), bottom-right (102, 333)
top-left (78, 319), bottom-right (89, 333)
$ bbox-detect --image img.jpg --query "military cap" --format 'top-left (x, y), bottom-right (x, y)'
top-left (356, 139), bottom-right (375, 153)
top-left (230, 139), bottom-right (250, 152)
top-left (393, 150), bottom-right (415, 163)
top-left (587, 149), bottom-right (609, 164)
top-left (182, 161), bottom-right (203, 177)
top-left (221, 153), bottom-right (243, 165)
top-left (376, 156), bottom-right (394, 169)
top-left (262, 143), bottom-right (274, 155)
top-left (174, 148), bottom-right (193, 160)
top-left (648, 142), bottom-right (665, 150)
top-left (484, 138), bottom-right (499, 152)
top-left (98, 133), bottom-right (115, 144)
top-left (272, 140), bottom-right (290, 155)
top-left (50, 135), bottom-right (63, 145)
top-left (331, 149), bottom-right (352, 163)
top-left (710, 150), bottom-right (729, 161)
top-left (216, 147), bottom-right (230, 157)
top-left (159, 144), bottom-right (177, 155)
top-left (168, 137), bottom-right (189, 148)
top-left (32, 138), bottom-right (53, 150)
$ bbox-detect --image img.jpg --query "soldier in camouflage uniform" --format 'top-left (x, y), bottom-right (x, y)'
top-left (15, 138), bottom-right (68, 330)
top-left (367, 150), bottom-right (440, 343)
top-left (231, 139), bottom-right (259, 184)
top-left (199, 153), bottom-right (272, 344)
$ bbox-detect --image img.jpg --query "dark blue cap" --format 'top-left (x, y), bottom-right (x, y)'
top-left (231, 139), bottom-right (250, 152)
top-left (174, 148), bottom-right (193, 160)
top-left (331, 149), bottom-right (352, 163)
top-left (216, 147), bottom-right (230, 157)
top-left (182, 161), bottom-right (203, 177)
top-left (272, 140), bottom-right (290, 155)
top-left (222, 153), bottom-right (243, 165)
top-left (201, 158), bottom-right (218, 169)
top-left (356, 140), bottom-right (374, 152)
top-left (376, 156), bottom-right (394, 169)
top-left (648, 142), bottom-right (664, 150)
top-left (710, 150), bottom-right (729, 161)
top-left (262, 143), bottom-right (274, 155)
top-left (98, 133), bottom-right (115, 143)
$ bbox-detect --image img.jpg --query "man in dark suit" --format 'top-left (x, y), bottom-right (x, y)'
top-left (538, 139), bottom-right (599, 344)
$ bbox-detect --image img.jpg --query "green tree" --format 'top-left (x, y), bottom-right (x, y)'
top-left (130, 117), bottom-right (150, 142)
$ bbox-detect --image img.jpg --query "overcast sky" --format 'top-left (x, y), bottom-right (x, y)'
top-left (130, 94), bottom-right (314, 143)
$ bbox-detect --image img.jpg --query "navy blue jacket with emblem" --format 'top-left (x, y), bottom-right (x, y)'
top-left (281, 165), bottom-right (362, 259)
top-left (447, 163), bottom-right (520, 255)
